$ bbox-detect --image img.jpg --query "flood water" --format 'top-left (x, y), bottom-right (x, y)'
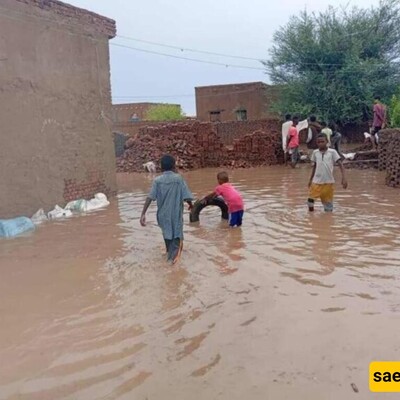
top-left (1, 166), bottom-right (400, 400)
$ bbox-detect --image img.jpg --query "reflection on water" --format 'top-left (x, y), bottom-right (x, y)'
top-left (1, 166), bottom-right (400, 400)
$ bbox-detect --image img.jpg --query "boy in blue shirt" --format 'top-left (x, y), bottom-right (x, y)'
top-left (140, 155), bottom-right (193, 264)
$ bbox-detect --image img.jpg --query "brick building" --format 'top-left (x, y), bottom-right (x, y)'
top-left (195, 82), bottom-right (278, 122)
top-left (0, 0), bottom-right (117, 218)
top-left (112, 103), bottom-right (181, 123)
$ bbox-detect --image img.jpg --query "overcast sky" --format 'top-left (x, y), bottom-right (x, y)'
top-left (68, 0), bottom-right (378, 115)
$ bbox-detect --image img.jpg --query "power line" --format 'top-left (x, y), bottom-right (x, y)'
top-left (116, 35), bottom-right (266, 62)
top-left (110, 43), bottom-right (265, 71)
top-left (116, 29), bottom-right (374, 63)
top-left (112, 41), bottom-right (397, 71)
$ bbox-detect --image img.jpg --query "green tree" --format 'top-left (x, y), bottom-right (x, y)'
top-left (390, 92), bottom-right (400, 127)
top-left (265, 0), bottom-right (400, 125)
top-left (145, 104), bottom-right (185, 121)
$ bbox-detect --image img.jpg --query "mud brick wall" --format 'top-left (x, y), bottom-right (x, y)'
top-left (216, 119), bottom-right (281, 145)
top-left (0, 0), bottom-right (117, 218)
top-left (63, 171), bottom-right (110, 202)
top-left (379, 129), bottom-right (400, 187)
top-left (117, 122), bottom-right (283, 172)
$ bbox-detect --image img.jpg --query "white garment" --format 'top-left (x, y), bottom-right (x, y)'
top-left (321, 128), bottom-right (333, 145)
top-left (306, 128), bottom-right (312, 143)
top-left (364, 131), bottom-right (379, 143)
top-left (281, 120), bottom-right (292, 151)
top-left (311, 149), bottom-right (341, 184)
top-left (282, 119), bottom-right (308, 151)
top-left (297, 119), bottom-right (309, 133)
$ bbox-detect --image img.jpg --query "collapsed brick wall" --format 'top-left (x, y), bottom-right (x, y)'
top-left (215, 119), bottom-right (281, 145)
top-left (117, 122), bottom-right (283, 172)
top-left (379, 129), bottom-right (400, 187)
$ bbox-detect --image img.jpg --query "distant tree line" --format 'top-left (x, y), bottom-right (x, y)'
top-left (265, 0), bottom-right (400, 126)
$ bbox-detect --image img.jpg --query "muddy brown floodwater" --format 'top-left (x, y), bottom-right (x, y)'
top-left (1, 166), bottom-right (400, 400)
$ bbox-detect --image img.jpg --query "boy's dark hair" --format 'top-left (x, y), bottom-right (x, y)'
top-left (374, 95), bottom-right (381, 101)
top-left (292, 115), bottom-right (299, 122)
top-left (317, 133), bottom-right (328, 140)
top-left (160, 154), bottom-right (176, 171)
top-left (310, 115), bottom-right (317, 122)
top-left (285, 113), bottom-right (292, 121)
top-left (217, 171), bottom-right (229, 183)
top-left (321, 121), bottom-right (327, 127)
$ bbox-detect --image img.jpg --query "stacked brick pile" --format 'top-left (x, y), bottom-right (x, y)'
top-left (378, 130), bottom-right (394, 171)
top-left (116, 122), bottom-right (227, 172)
top-left (116, 122), bottom-right (283, 172)
top-left (229, 130), bottom-right (283, 168)
top-left (216, 119), bottom-right (280, 145)
top-left (379, 129), bottom-right (400, 187)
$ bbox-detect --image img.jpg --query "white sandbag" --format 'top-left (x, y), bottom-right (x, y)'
top-left (85, 193), bottom-right (110, 212)
top-left (31, 209), bottom-right (48, 225)
top-left (364, 132), bottom-right (371, 139)
top-left (48, 205), bottom-right (73, 220)
top-left (364, 132), bottom-right (379, 143)
top-left (143, 161), bottom-right (156, 173)
top-left (65, 199), bottom-right (88, 212)
top-left (0, 217), bottom-right (35, 238)
top-left (343, 153), bottom-right (356, 160)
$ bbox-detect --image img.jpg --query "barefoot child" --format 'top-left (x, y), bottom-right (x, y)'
top-left (308, 134), bottom-right (348, 212)
top-left (203, 171), bottom-right (244, 227)
top-left (140, 155), bottom-right (194, 264)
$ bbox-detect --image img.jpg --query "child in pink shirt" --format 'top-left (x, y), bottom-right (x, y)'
top-left (286, 115), bottom-right (300, 169)
top-left (203, 171), bottom-right (244, 227)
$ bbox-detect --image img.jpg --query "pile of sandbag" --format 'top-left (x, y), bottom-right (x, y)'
top-left (0, 193), bottom-right (110, 239)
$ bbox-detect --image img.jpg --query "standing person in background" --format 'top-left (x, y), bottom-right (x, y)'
top-left (281, 114), bottom-right (292, 165)
top-left (330, 122), bottom-right (344, 159)
top-left (372, 95), bottom-right (387, 149)
top-left (321, 121), bottom-right (333, 146)
top-left (307, 115), bottom-right (322, 150)
top-left (287, 116), bottom-right (300, 168)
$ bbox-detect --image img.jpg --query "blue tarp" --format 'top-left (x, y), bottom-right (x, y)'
top-left (0, 217), bottom-right (35, 238)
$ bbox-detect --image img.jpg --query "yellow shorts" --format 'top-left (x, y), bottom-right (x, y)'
top-left (308, 183), bottom-right (334, 211)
